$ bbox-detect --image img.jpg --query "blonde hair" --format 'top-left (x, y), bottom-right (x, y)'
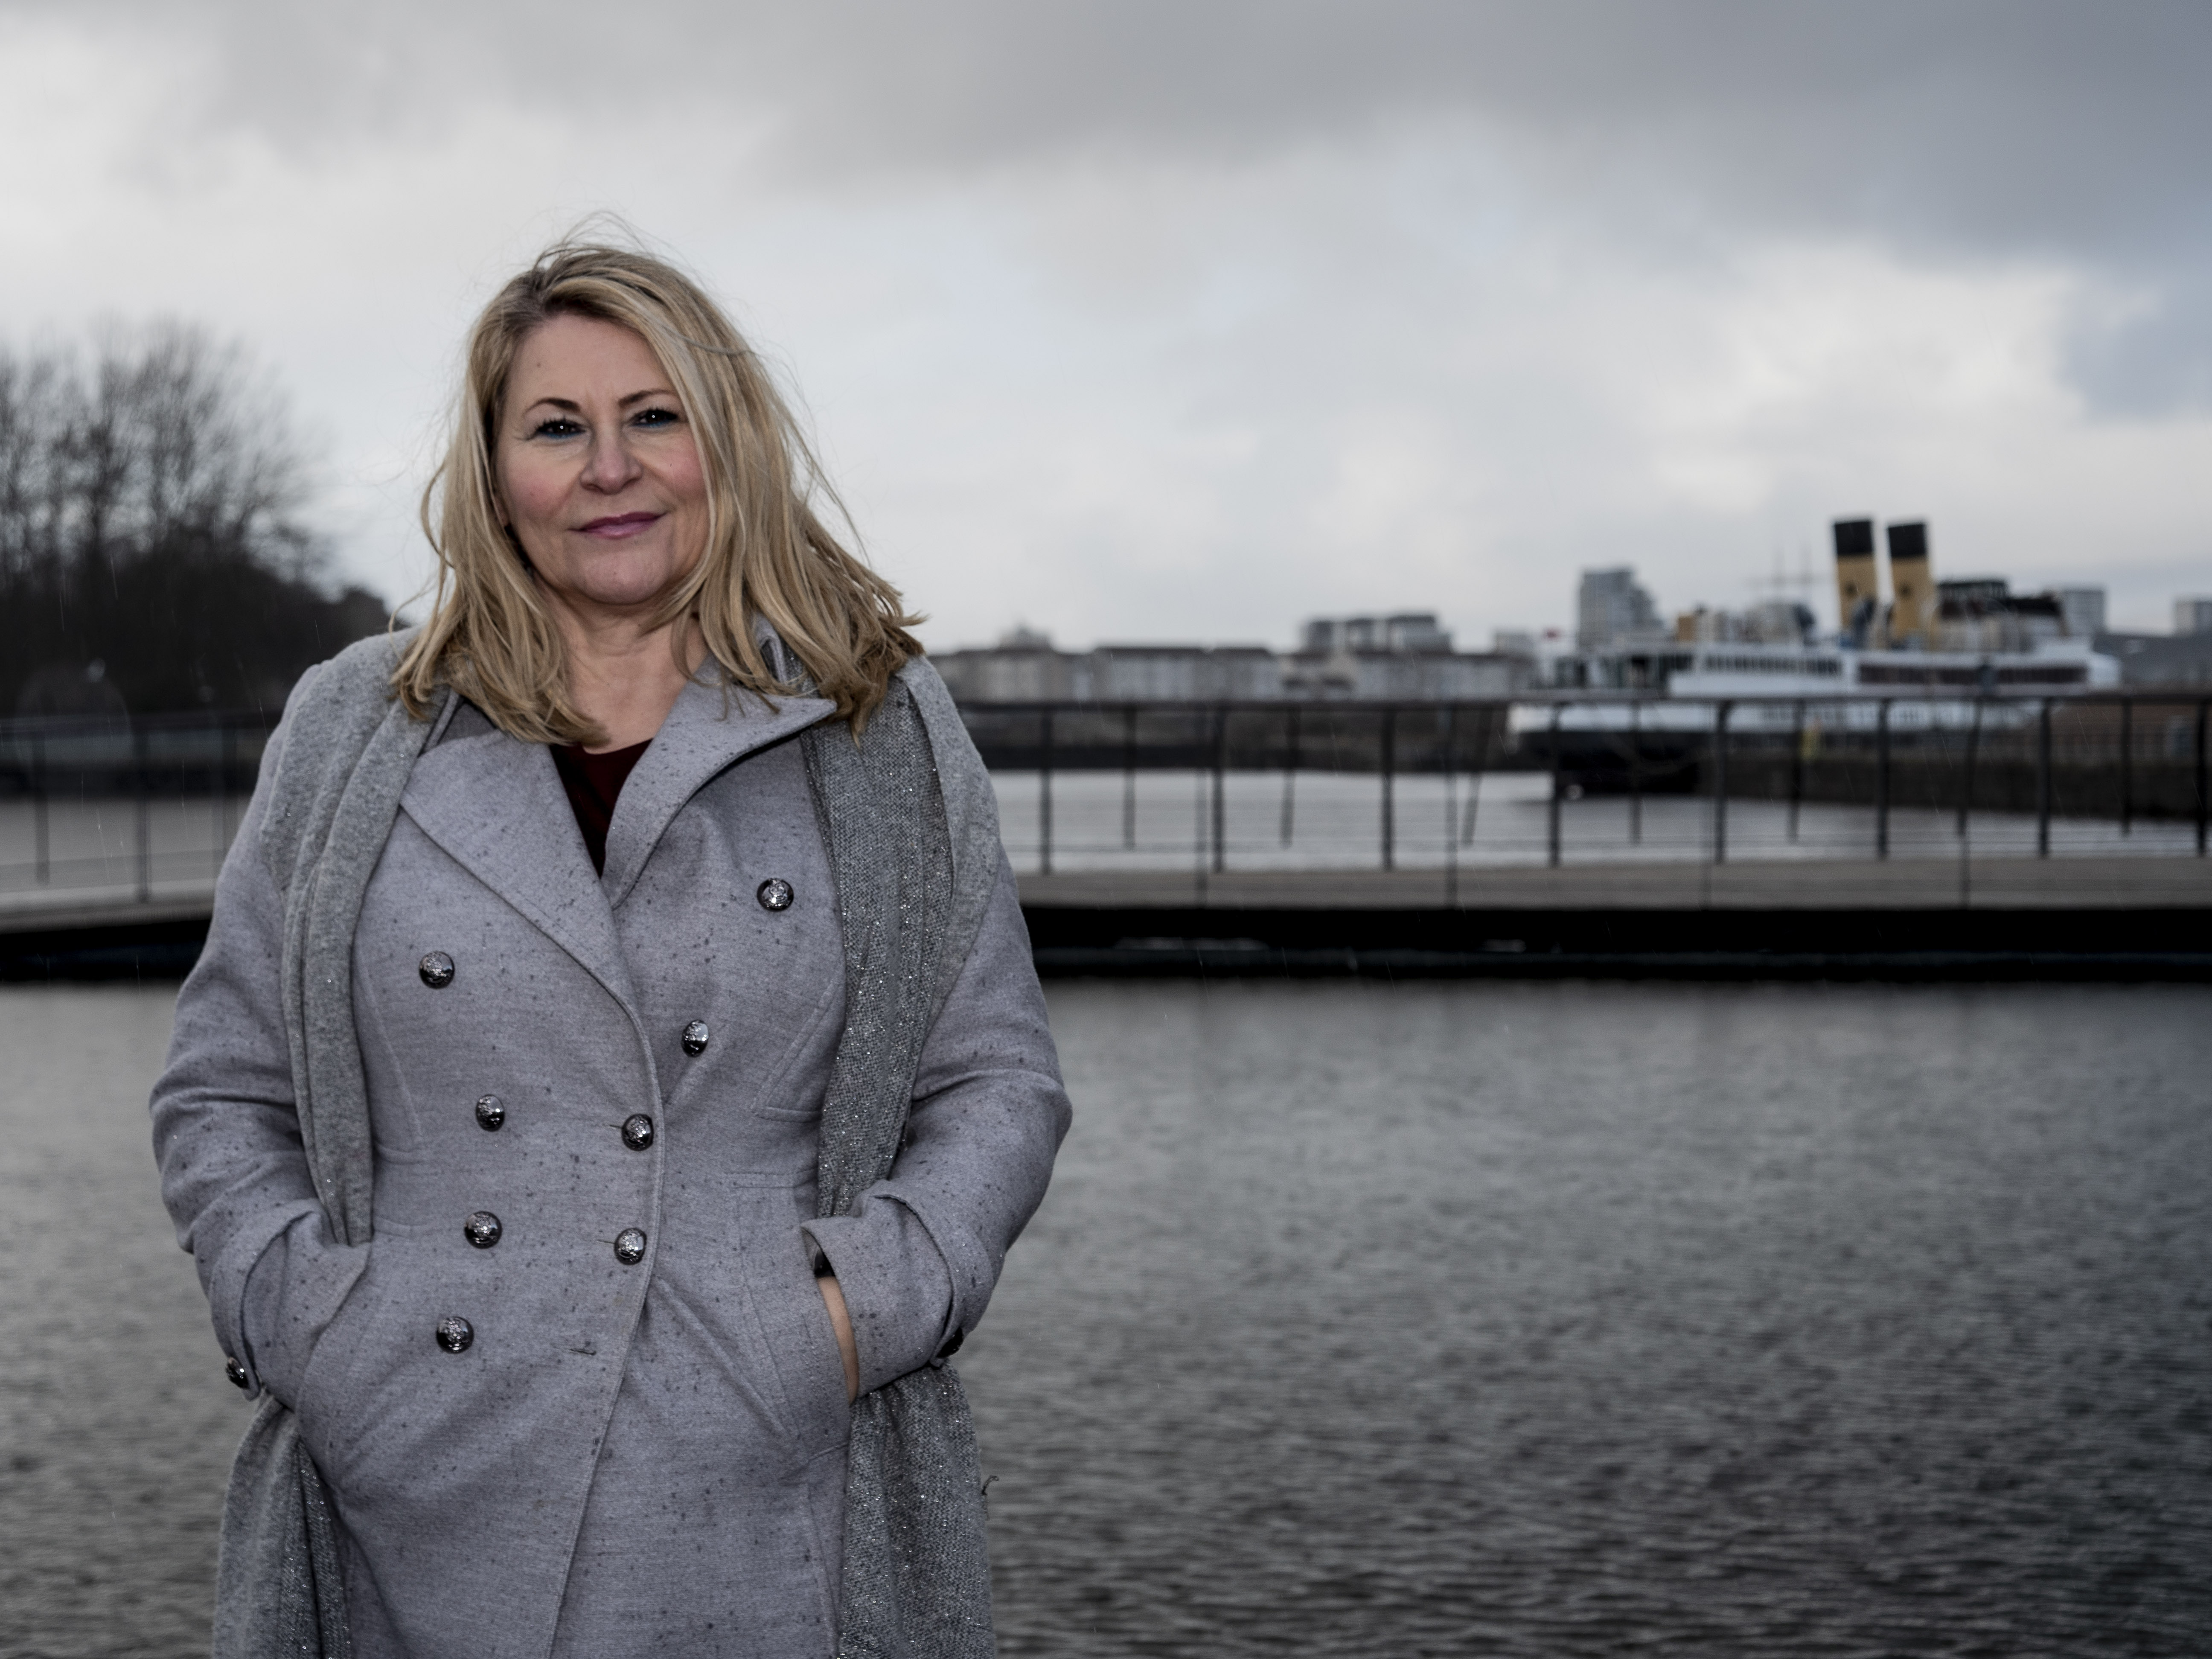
top-left (395, 237), bottom-right (920, 742)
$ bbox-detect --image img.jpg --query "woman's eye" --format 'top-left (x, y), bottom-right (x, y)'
top-left (530, 417), bottom-right (584, 439)
top-left (633, 406), bottom-right (681, 429)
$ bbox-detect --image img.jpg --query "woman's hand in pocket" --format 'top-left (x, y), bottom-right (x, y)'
top-left (816, 1274), bottom-right (860, 1402)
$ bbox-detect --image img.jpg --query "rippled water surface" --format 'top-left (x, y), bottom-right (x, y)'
top-left (961, 982), bottom-right (2212, 1658)
top-left (2, 982), bottom-right (2208, 1656)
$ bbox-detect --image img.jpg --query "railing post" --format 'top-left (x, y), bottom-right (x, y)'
top-left (1443, 705), bottom-right (1458, 906)
top-left (218, 719), bottom-right (237, 874)
top-left (1037, 708), bottom-right (1053, 877)
top-left (1280, 704), bottom-right (1299, 848)
top-left (1122, 705), bottom-right (1137, 851)
top-left (2036, 699), bottom-right (2053, 858)
top-left (1191, 753), bottom-right (1205, 894)
top-left (1211, 704), bottom-right (1228, 874)
top-left (1712, 701), bottom-right (1732, 865)
top-left (134, 722), bottom-right (152, 903)
top-left (1547, 703), bottom-right (1563, 868)
top-left (1787, 700), bottom-right (1805, 843)
top-left (2118, 698), bottom-right (2132, 838)
top-left (1629, 700), bottom-right (1644, 846)
top-left (1379, 706), bottom-right (1396, 871)
top-left (1461, 705), bottom-right (1487, 846)
top-left (31, 731), bottom-right (49, 886)
top-left (2196, 699), bottom-right (2207, 857)
top-left (1875, 699), bottom-right (1891, 860)
top-left (1958, 698), bottom-right (1982, 840)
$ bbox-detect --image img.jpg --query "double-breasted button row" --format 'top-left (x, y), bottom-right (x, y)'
top-left (422, 938), bottom-right (664, 1357)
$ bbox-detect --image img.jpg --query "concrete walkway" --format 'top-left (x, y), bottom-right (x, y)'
top-left (1020, 856), bottom-right (2212, 911)
top-left (7, 856), bottom-right (2208, 960)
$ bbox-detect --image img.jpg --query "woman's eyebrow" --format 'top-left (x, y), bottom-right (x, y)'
top-left (519, 388), bottom-right (678, 414)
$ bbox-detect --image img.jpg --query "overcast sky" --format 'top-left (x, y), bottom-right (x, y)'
top-left (4, 0), bottom-right (2207, 646)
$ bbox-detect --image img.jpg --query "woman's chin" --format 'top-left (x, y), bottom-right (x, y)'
top-left (539, 562), bottom-right (696, 620)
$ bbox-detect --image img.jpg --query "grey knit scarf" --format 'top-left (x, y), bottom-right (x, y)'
top-left (222, 632), bottom-right (1001, 1659)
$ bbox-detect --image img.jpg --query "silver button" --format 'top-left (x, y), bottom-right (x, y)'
top-left (435, 1316), bottom-right (474, 1353)
top-left (419, 951), bottom-right (456, 989)
top-left (463, 1211), bottom-right (502, 1249)
top-left (681, 1021), bottom-right (709, 1056)
top-left (614, 1228), bottom-right (647, 1265)
top-left (757, 878), bottom-right (794, 911)
top-left (622, 1114), bottom-right (655, 1151)
top-left (474, 1094), bottom-right (505, 1131)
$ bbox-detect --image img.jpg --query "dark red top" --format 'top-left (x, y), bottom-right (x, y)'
top-left (550, 739), bottom-right (652, 875)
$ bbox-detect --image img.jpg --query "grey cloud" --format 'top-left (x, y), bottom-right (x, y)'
top-left (38, 1), bottom-right (2203, 247)
top-left (20, 0), bottom-right (2212, 411)
top-left (2064, 263), bottom-right (2212, 418)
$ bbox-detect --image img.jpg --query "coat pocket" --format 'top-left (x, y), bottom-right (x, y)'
top-left (736, 1179), bottom-right (853, 1462)
top-left (291, 1241), bottom-right (396, 1484)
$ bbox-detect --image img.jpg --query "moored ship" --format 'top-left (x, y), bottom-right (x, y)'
top-left (1514, 519), bottom-right (2119, 791)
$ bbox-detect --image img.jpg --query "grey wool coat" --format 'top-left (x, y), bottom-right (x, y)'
top-left (150, 634), bottom-right (1071, 1658)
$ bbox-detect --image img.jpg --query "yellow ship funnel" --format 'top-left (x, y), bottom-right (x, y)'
top-left (1832, 519), bottom-right (1879, 646)
top-left (1886, 521), bottom-right (1934, 646)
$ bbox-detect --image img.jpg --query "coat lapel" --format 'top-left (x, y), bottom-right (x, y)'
top-left (600, 676), bottom-right (836, 908)
top-left (400, 719), bottom-right (641, 1011)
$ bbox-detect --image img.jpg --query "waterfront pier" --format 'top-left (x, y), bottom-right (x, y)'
top-left (4, 693), bottom-right (2209, 978)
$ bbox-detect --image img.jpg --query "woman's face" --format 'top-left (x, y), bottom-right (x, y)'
top-left (496, 313), bottom-right (710, 623)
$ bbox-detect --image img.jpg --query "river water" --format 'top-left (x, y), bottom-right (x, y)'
top-left (2, 981), bottom-right (2207, 1656)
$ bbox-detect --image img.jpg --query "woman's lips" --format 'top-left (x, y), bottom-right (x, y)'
top-left (578, 512), bottom-right (661, 538)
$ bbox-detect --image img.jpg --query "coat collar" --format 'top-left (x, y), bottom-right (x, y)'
top-left (399, 713), bottom-right (642, 1011)
top-left (395, 661), bottom-right (837, 997)
top-left (599, 673), bottom-right (836, 906)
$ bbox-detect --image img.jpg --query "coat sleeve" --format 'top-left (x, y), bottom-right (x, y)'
top-left (148, 698), bottom-right (368, 1406)
top-left (801, 848), bottom-right (1071, 1393)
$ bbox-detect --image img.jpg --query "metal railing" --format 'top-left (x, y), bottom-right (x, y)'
top-left (956, 693), bottom-right (2212, 876)
top-left (0, 710), bottom-right (277, 908)
top-left (0, 693), bottom-right (2204, 912)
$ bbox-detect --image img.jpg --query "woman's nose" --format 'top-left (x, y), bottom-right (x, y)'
top-left (581, 428), bottom-right (642, 492)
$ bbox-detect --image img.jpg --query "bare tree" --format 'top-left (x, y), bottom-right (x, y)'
top-left (0, 324), bottom-right (389, 715)
top-left (2, 325), bottom-right (306, 577)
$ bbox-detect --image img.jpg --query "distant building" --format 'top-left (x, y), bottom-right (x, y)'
top-left (1490, 629), bottom-right (1543, 661)
top-left (1577, 568), bottom-right (1662, 649)
top-left (931, 632), bottom-right (1285, 702)
top-left (1302, 612), bottom-right (1454, 655)
top-left (1935, 579), bottom-right (2068, 653)
top-left (1281, 610), bottom-right (1523, 699)
top-left (1088, 646), bottom-right (1282, 701)
top-left (1279, 647), bottom-right (1520, 700)
top-left (2094, 630), bottom-right (2212, 688)
top-left (930, 628), bottom-right (1082, 701)
top-left (929, 612), bottom-right (1529, 703)
top-left (2055, 586), bottom-right (2107, 638)
top-left (2175, 597), bottom-right (2212, 636)
top-left (1672, 600), bottom-right (1815, 646)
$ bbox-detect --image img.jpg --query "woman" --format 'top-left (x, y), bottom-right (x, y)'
top-left (150, 239), bottom-right (1071, 1659)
